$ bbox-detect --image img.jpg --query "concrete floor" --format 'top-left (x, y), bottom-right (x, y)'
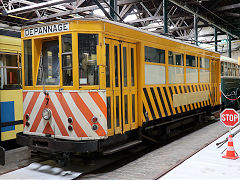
top-left (84, 121), bottom-right (229, 180)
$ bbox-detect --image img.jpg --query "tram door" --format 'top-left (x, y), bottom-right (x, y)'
top-left (105, 39), bottom-right (138, 136)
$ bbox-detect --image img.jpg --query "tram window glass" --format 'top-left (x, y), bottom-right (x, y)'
top-left (0, 54), bottom-right (21, 89)
top-left (145, 46), bottom-right (165, 64)
top-left (186, 68), bottom-right (198, 83)
top-left (123, 47), bottom-right (127, 87)
top-left (131, 48), bottom-right (135, 86)
top-left (132, 94), bottom-right (135, 123)
top-left (62, 34), bottom-right (73, 86)
top-left (168, 51), bottom-right (183, 66)
top-left (200, 57), bottom-right (209, 69)
top-left (37, 39), bottom-right (60, 85)
top-left (224, 62), bottom-right (228, 76)
top-left (107, 96), bottom-right (111, 129)
top-left (114, 46), bottom-right (119, 87)
top-left (124, 95), bottom-right (128, 124)
top-left (78, 34), bottom-right (99, 86)
top-left (24, 39), bottom-right (32, 86)
top-left (221, 62), bottom-right (224, 76)
top-left (168, 67), bottom-right (184, 84)
top-left (106, 44), bottom-right (110, 88)
top-left (116, 96), bottom-right (120, 127)
top-left (145, 64), bottom-right (166, 84)
top-left (186, 55), bottom-right (197, 67)
top-left (200, 69), bottom-right (209, 83)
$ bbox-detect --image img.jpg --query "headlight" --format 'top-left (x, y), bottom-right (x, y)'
top-left (42, 108), bottom-right (51, 120)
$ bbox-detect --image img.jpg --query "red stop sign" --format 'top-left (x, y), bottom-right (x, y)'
top-left (220, 109), bottom-right (239, 127)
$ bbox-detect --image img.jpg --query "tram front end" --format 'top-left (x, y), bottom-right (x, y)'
top-left (17, 20), bottom-right (108, 154)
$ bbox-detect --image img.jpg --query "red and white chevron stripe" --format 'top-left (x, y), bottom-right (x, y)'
top-left (23, 90), bottom-right (107, 140)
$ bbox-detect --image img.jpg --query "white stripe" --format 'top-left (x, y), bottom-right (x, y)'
top-left (63, 93), bottom-right (98, 138)
top-left (81, 93), bottom-right (107, 133)
top-left (24, 93), bottom-right (45, 132)
top-left (98, 91), bottom-right (107, 105)
top-left (23, 92), bottom-right (34, 114)
top-left (50, 93), bottom-right (77, 138)
top-left (36, 116), bottom-right (61, 137)
top-left (227, 146), bottom-right (235, 151)
top-left (228, 138), bottom-right (233, 142)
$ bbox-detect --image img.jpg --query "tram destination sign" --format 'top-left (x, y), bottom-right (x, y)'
top-left (24, 22), bottom-right (69, 37)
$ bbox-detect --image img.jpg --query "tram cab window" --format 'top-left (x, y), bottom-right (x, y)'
top-left (62, 34), bottom-right (73, 86)
top-left (37, 38), bottom-right (60, 85)
top-left (78, 34), bottom-right (99, 86)
top-left (24, 39), bottom-right (32, 86)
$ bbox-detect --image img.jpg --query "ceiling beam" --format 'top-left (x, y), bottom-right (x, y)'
top-left (5, 0), bottom-right (76, 15)
top-left (26, 0), bottom-right (141, 23)
top-left (168, 0), bottom-right (238, 39)
top-left (215, 3), bottom-right (240, 11)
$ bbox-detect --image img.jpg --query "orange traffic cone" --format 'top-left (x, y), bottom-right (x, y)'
top-left (222, 134), bottom-right (239, 160)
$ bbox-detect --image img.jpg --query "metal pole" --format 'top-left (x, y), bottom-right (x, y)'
top-left (163, 0), bottom-right (168, 34)
top-left (110, 0), bottom-right (115, 20)
top-left (214, 27), bottom-right (218, 52)
top-left (228, 34), bottom-right (232, 58)
top-left (194, 14), bottom-right (198, 46)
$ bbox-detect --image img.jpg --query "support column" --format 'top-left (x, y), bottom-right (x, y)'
top-left (194, 14), bottom-right (198, 46)
top-left (214, 27), bottom-right (218, 52)
top-left (163, 0), bottom-right (168, 34)
top-left (228, 34), bottom-right (232, 58)
top-left (110, 0), bottom-right (117, 20)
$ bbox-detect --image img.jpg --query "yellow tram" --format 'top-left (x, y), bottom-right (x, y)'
top-left (17, 18), bottom-right (220, 154)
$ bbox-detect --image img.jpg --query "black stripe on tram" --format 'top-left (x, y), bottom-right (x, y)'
top-left (163, 87), bottom-right (173, 115)
top-left (150, 88), bottom-right (162, 118)
top-left (180, 86), bottom-right (188, 110)
top-left (143, 88), bottom-right (156, 120)
top-left (195, 85), bottom-right (198, 92)
top-left (143, 104), bottom-right (148, 122)
top-left (174, 86), bottom-right (178, 94)
top-left (157, 87), bottom-right (168, 116)
top-left (169, 86), bottom-right (179, 113)
top-left (188, 85), bottom-right (195, 109)
top-left (191, 85), bottom-right (199, 108)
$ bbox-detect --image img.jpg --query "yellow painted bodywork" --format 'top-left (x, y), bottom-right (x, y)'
top-left (0, 35), bottom-right (21, 54)
top-left (0, 89), bottom-right (23, 141)
top-left (21, 19), bottom-right (221, 137)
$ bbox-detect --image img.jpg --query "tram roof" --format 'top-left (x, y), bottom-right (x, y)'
top-left (22, 18), bottom-right (220, 56)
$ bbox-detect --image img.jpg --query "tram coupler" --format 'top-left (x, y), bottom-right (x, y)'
top-left (0, 146), bottom-right (5, 165)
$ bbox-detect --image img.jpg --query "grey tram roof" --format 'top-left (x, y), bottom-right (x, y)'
top-left (22, 17), bottom-right (220, 56)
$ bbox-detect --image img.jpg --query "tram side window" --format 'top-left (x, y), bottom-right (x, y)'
top-left (186, 55), bottom-right (198, 83)
top-left (186, 55), bottom-right (197, 67)
top-left (168, 51), bottom-right (183, 65)
top-left (24, 39), bottom-right (32, 86)
top-left (78, 34), bottom-right (99, 86)
top-left (0, 54), bottom-right (21, 89)
top-left (37, 39), bottom-right (60, 85)
top-left (145, 46), bottom-right (165, 63)
top-left (200, 57), bottom-right (209, 69)
top-left (62, 34), bottom-right (73, 86)
top-left (168, 51), bottom-right (184, 84)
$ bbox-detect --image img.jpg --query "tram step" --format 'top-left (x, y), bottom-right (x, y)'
top-left (103, 140), bottom-right (142, 155)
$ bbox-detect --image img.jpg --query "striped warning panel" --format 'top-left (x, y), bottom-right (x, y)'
top-left (142, 84), bottom-right (213, 121)
top-left (23, 90), bottom-right (107, 140)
